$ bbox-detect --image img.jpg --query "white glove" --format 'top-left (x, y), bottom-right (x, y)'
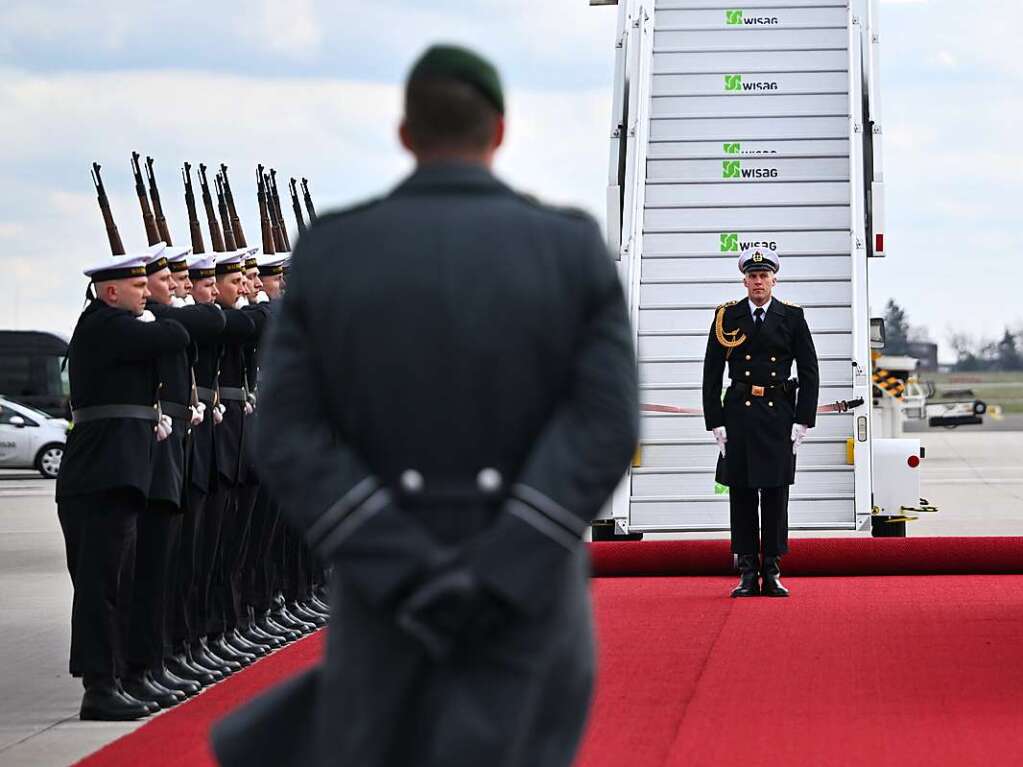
top-left (212, 404), bottom-right (225, 425)
top-left (244, 401), bottom-right (255, 415)
top-left (190, 402), bottom-right (206, 426)
top-left (182, 295), bottom-right (195, 306)
top-left (712, 426), bottom-right (727, 457)
top-left (233, 296), bottom-right (248, 310)
top-left (155, 414), bottom-right (173, 442)
top-left (253, 290), bottom-right (270, 304)
top-left (791, 423), bottom-right (809, 453)
top-left (137, 309), bottom-right (156, 323)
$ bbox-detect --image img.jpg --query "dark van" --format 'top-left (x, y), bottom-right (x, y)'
top-left (0, 331), bottom-right (70, 418)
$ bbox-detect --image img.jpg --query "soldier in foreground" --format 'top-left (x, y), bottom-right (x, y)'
top-left (212, 44), bottom-right (638, 767)
top-left (56, 251), bottom-right (191, 720)
top-left (702, 248), bottom-right (819, 598)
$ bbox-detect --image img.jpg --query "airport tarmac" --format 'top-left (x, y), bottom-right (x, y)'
top-left (1, 423), bottom-right (1022, 766)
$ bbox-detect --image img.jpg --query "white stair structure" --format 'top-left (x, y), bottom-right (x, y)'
top-left (600, 0), bottom-right (885, 535)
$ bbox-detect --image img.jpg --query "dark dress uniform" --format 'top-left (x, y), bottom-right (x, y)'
top-left (56, 300), bottom-right (190, 683)
top-left (702, 297), bottom-right (819, 557)
top-left (125, 301), bottom-right (225, 674)
top-left (212, 162), bottom-right (639, 767)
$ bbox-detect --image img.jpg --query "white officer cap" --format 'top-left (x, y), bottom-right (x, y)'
top-left (738, 246), bottom-right (780, 274)
top-left (144, 243), bottom-right (172, 276)
top-left (187, 252), bottom-right (218, 279)
top-left (215, 249), bottom-right (247, 276)
top-left (164, 245), bottom-right (193, 274)
top-left (256, 252), bottom-right (287, 277)
top-left (83, 251), bottom-right (152, 283)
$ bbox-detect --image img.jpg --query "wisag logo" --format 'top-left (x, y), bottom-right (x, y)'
top-left (724, 74), bottom-right (779, 92)
top-left (723, 142), bottom-right (741, 154)
top-left (725, 9), bottom-right (779, 25)
top-left (721, 233), bottom-right (778, 252)
top-left (721, 160), bottom-right (779, 179)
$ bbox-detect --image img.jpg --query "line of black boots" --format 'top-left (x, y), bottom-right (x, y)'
top-left (730, 554), bottom-right (789, 598)
top-left (80, 590), bottom-right (331, 721)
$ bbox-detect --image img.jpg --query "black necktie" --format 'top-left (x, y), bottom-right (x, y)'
top-left (754, 307), bottom-right (764, 332)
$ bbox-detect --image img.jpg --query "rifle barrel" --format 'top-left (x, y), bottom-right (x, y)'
top-left (199, 163), bottom-right (226, 252)
top-left (289, 178), bottom-right (306, 234)
top-left (146, 156), bottom-right (173, 246)
top-left (220, 164), bottom-right (247, 248)
top-left (183, 162), bottom-right (206, 254)
top-left (92, 162), bottom-right (126, 256)
top-left (131, 151), bottom-right (161, 246)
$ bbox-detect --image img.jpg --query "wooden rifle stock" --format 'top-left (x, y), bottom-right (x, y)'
top-left (198, 164), bottom-right (226, 252)
top-left (269, 169), bottom-right (291, 251)
top-left (257, 166), bottom-right (275, 254)
top-left (264, 173), bottom-right (287, 252)
top-left (301, 178), bottom-right (316, 222)
top-left (131, 151), bottom-right (161, 245)
top-left (216, 174), bottom-right (238, 251)
top-left (145, 156), bottom-right (172, 245)
top-left (182, 163), bottom-right (206, 254)
top-left (91, 163), bottom-right (126, 256)
top-left (220, 164), bottom-right (247, 248)
top-left (289, 178), bottom-right (306, 234)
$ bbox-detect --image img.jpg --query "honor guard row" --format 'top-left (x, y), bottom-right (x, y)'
top-left (57, 235), bottom-right (331, 720)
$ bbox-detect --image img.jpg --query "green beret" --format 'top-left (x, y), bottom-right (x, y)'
top-left (408, 44), bottom-right (504, 115)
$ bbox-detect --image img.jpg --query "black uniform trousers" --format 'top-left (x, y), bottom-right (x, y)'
top-left (125, 500), bottom-right (181, 671)
top-left (729, 485), bottom-right (789, 557)
top-left (176, 484), bottom-right (208, 646)
top-left (223, 483), bottom-right (259, 630)
top-left (57, 489), bottom-right (141, 682)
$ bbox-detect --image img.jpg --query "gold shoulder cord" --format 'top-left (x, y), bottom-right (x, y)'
top-left (714, 301), bottom-right (746, 359)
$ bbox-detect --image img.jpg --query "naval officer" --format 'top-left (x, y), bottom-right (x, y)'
top-left (702, 247), bottom-right (819, 597)
top-left (212, 44), bottom-right (638, 767)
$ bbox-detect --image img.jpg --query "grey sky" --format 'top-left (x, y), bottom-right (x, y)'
top-left (1, 0), bottom-right (1019, 361)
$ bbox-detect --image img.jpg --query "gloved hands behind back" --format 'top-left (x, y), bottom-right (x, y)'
top-left (712, 426), bottom-right (727, 457)
top-left (791, 423), bottom-right (809, 453)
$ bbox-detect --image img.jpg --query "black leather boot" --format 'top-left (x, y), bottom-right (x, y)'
top-left (79, 679), bottom-right (152, 721)
top-left (178, 646), bottom-right (225, 681)
top-left (257, 612), bottom-right (302, 642)
top-left (761, 556), bottom-right (790, 597)
top-left (210, 634), bottom-right (256, 665)
top-left (122, 672), bottom-right (185, 709)
top-left (151, 663), bottom-right (202, 697)
top-left (730, 554), bottom-right (761, 597)
top-left (290, 602), bottom-right (327, 627)
top-left (194, 638), bottom-right (241, 673)
top-left (226, 628), bottom-right (269, 657)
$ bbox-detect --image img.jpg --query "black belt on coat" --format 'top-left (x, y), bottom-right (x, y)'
top-left (730, 379), bottom-right (798, 397)
top-left (195, 386), bottom-right (216, 404)
top-left (218, 386), bottom-right (248, 402)
top-left (159, 401), bottom-right (190, 420)
top-left (72, 404), bottom-right (159, 425)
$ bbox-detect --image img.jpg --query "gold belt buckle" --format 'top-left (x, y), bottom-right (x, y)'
top-left (751, 385), bottom-right (765, 397)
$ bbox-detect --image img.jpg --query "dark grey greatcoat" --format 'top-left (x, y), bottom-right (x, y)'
top-left (211, 163), bottom-right (639, 767)
top-left (702, 297), bottom-right (819, 489)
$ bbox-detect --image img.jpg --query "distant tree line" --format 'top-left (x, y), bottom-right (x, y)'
top-left (884, 299), bottom-right (1023, 371)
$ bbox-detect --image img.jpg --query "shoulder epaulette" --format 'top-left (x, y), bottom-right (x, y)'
top-left (717, 300), bottom-right (739, 310)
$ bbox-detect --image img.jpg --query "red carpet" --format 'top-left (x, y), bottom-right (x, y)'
top-left (77, 538), bottom-right (1023, 766)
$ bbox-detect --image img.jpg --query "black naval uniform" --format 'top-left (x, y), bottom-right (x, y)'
top-left (702, 298), bottom-right (819, 557)
top-left (212, 163), bottom-right (639, 767)
top-left (125, 301), bottom-right (225, 676)
top-left (56, 300), bottom-right (190, 686)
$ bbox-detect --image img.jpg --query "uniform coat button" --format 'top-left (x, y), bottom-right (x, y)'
top-left (768, 401), bottom-right (774, 407)
top-left (771, 371), bottom-right (777, 377)
top-left (771, 356), bottom-right (777, 362)
top-left (745, 371), bottom-right (750, 376)
top-left (745, 355), bottom-right (752, 361)
top-left (400, 469), bottom-right (424, 494)
top-left (745, 401), bottom-right (751, 407)
top-left (477, 467), bottom-right (502, 493)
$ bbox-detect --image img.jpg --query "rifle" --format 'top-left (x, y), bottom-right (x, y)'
top-left (269, 169), bottom-right (291, 251)
top-left (264, 171), bottom-right (287, 253)
top-left (215, 173), bottom-right (238, 251)
top-left (198, 164), bottom-right (226, 252)
top-left (301, 178), bottom-right (316, 222)
top-left (257, 166), bottom-right (275, 255)
top-left (131, 151), bottom-right (161, 245)
top-left (145, 156), bottom-right (173, 245)
top-left (182, 163), bottom-right (206, 254)
top-left (220, 164), bottom-right (247, 248)
top-left (91, 163), bottom-right (126, 255)
top-left (289, 178), bottom-right (306, 235)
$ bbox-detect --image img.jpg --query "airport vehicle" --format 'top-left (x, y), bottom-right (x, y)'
top-left (0, 396), bottom-right (68, 479)
top-left (0, 331), bottom-right (70, 418)
top-left (592, 0), bottom-right (927, 538)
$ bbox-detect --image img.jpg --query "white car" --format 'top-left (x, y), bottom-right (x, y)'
top-left (0, 397), bottom-right (69, 479)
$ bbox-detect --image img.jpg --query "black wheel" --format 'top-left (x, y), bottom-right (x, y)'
top-left (35, 443), bottom-right (63, 479)
top-left (591, 522), bottom-right (643, 542)
top-left (973, 400), bottom-right (987, 415)
top-left (871, 516), bottom-right (906, 538)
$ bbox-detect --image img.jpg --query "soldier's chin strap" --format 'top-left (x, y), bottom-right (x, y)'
top-left (641, 398), bottom-right (864, 416)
